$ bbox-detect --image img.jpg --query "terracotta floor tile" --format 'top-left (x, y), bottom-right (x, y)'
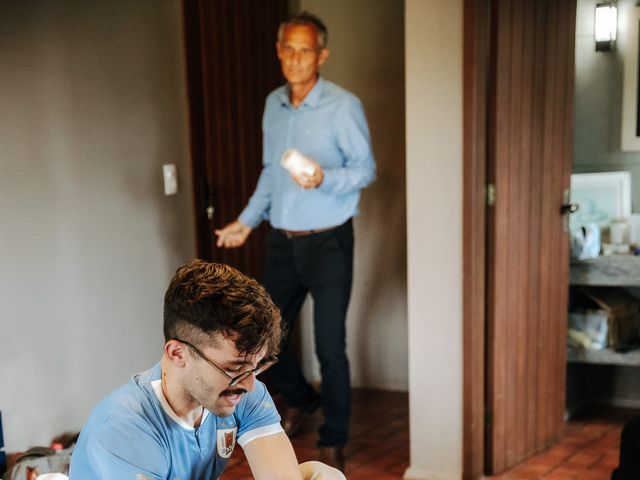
top-left (348, 454), bottom-right (407, 474)
top-left (542, 471), bottom-right (578, 480)
top-left (565, 451), bottom-right (602, 467)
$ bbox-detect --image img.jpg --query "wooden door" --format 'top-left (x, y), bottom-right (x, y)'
top-left (182, 0), bottom-right (288, 279)
top-left (485, 0), bottom-right (576, 473)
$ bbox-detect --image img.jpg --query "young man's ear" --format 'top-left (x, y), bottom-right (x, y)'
top-left (165, 340), bottom-right (188, 367)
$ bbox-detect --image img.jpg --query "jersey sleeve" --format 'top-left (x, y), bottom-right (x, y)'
top-left (84, 415), bottom-right (169, 479)
top-left (235, 381), bottom-right (283, 448)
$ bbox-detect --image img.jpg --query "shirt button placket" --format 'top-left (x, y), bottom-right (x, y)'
top-left (286, 111), bottom-right (295, 146)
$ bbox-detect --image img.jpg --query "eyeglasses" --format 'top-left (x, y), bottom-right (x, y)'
top-left (173, 338), bottom-right (278, 387)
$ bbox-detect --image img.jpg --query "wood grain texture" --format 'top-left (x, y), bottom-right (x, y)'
top-left (485, 0), bottom-right (576, 473)
top-left (183, 0), bottom-right (288, 279)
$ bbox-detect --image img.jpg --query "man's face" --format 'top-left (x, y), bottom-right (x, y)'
top-left (182, 334), bottom-right (265, 417)
top-left (276, 24), bottom-right (328, 90)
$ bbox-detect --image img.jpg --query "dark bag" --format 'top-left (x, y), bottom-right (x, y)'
top-left (611, 415), bottom-right (640, 480)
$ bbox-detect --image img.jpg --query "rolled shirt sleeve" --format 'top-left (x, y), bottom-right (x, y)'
top-left (318, 96), bottom-right (376, 195)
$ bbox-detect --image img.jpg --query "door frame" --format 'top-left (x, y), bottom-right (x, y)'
top-left (463, 0), bottom-right (489, 477)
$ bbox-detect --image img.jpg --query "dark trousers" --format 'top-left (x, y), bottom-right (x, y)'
top-left (263, 220), bottom-right (353, 447)
top-left (612, 415), bottom-right (640, 480)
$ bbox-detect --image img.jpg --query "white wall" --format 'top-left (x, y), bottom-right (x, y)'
top-left (405, 1), bottom-right (463, 478)
top-left (296, 0), bottom-right (408, 391)
top-left (0, 0), bottom-right (195, 451)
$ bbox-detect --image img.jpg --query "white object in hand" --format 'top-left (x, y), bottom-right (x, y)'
top-left (281, 148), bottom-right (316, 177)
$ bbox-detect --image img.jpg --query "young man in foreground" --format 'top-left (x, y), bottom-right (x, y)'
top-left (69, 260), bottom-right (344, 479)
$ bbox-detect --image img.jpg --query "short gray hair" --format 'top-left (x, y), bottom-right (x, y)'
top-left (277, 11), bottom-right (328, 50)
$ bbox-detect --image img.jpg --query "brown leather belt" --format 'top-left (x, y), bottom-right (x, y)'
top-left (277, 225), bottom-right (337, 239)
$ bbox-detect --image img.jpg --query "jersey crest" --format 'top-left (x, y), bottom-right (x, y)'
top-left (216, 427), bottom-right (237, 458)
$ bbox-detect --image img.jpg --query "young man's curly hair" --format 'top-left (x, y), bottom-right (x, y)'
top-left (163, 260), bottom-right (283, 357)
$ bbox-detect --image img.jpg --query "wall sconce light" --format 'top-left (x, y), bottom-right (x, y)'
top-left (595, 2), bottom-right (617, 52)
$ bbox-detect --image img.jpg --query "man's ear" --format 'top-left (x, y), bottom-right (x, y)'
top-left (165, 340), bottom-right (188, 367)
top-left (318, 48), bottom-right (329, 66)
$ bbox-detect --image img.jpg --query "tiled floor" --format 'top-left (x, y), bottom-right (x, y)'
top-left (224, 389), bottom-right (409, 479)
top-left (487, 407), bottom-right (635, 480)
top-left (223, 389), bottom-right (633, 479)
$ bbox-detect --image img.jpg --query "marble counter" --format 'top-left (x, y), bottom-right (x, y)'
top-left (570, 255), bottom-right (640, 287)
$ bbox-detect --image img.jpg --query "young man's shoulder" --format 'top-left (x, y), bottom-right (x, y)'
top-left (82, 367), bottom-right (160, 432)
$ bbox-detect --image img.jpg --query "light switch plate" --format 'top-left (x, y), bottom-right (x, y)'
top-left (163, 164), bottom-right (178, 196)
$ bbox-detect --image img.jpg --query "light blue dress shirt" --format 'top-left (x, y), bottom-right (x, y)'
top-left (238, 77), bottom-right (376, 231)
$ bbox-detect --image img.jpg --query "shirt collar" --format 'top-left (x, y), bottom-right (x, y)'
top-left (279, 76), bottom-right (325, 109)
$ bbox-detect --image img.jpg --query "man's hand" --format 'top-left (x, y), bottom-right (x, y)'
top-left (290, 159), bottom-right (324, 189)
top-left (214, 220), bottom-right (252, 248)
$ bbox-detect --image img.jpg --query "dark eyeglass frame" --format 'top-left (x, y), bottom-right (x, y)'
top-left (172, 338), bottom-right (278, 387)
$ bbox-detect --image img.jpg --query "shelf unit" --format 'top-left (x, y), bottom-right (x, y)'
top-left (570, 255), bottom-right (640, 287)
top-left (569, 255), bottom-right (640, 367)
top-left (567, 345), bottom-right (640, 366)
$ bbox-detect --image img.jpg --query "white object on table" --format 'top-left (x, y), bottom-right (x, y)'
top-left (610, 221), bottom-right (629, 245)
top-left (628, 214), bottom-right (640, 246)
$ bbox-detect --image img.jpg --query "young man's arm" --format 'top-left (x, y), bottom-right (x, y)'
top-left (242, 431), bottom-right (303, 480)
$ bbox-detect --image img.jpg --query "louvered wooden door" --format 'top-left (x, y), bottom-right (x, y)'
top-left (485, 0), bottom-right (576, 473)
top-left (183, 0), bottom-right (288, 279)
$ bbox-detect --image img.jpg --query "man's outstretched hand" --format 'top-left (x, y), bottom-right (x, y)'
top-left (214, 220), bottom-right (252, 248)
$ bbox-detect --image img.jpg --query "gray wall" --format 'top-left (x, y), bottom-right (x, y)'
top-left (574, 0), bottom-right (640, 212)
top-left (295, 0), bottom-right (408, 390)
top-left (0, 0), bottom-right (195, 450)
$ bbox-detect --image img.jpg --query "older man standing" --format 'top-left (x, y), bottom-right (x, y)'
top-left (215, 12), bottom-right (375, 472)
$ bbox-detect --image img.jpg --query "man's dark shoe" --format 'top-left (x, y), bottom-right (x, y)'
top-left (282, 397), bottom-right (321, 437)
top-left (318, 446), bottom-right (345, 472)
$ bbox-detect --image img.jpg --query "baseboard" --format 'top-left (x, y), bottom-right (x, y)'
top-left (566, 397), bottom-right (640, 420)
top-left (593, 397), bottom-right (640, 409)
top-left (565, 400), bottom-right (589, 419)
top-left (403, 466), bottom-right (461, 480)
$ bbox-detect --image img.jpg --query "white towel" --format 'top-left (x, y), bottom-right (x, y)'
top-left (35, 474), bottom-right (69, 480)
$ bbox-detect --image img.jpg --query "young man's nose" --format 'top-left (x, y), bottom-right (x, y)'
top-left (236, 373), bottom-right (256, 392)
